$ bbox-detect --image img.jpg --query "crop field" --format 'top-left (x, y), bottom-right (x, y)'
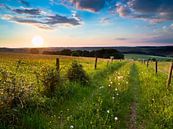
top-left (0, 53), bottom-right (173, 129)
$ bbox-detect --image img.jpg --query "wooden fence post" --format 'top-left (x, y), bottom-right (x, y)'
top-left (94, 57), bottom-right (98, 70)
top-left (155, 60), bottom-right (158, 74)
top-left (107, 60), bottom-right (109, 67)
top-left (56, 58), bottom-right (60, 78)
top-left (167, 62), bottom-right (173, 87)
top-left (147, 60), bottom-right (149, 68)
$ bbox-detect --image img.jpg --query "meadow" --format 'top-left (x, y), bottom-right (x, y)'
top-left (0, 52), bottom-right (173, 129)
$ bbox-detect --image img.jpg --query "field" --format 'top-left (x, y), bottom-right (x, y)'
top-left (0, 53), bottom-right (173, 129)
top-left (125, 54), bottom-right (173, 61)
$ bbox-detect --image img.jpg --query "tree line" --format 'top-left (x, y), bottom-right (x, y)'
top-left (39, 49), bottom-right (124, 59)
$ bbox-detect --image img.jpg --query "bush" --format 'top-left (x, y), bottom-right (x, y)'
top-left (0, 68), bottom-right (33, 109)
top-left (67, 61), bottom-right (89, 85)
top-left (35, 67), bottom-right (60, 97)
top-left (0, 68), bottom-right (34, 128)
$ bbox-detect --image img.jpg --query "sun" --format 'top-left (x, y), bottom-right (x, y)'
top-left (32, 35), bottom-right (44, 47)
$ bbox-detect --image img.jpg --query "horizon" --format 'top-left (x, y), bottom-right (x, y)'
top-left (1, 0), bottom-right (173, 47)
top-left (1, 45), bottom-right (173, 49)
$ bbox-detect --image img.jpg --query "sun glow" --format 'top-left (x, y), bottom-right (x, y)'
top-left (32, 35), bottom-right (44, 47)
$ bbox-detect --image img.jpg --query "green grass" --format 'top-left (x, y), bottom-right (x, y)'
top-left (125, 54), bottom-right (173, 61)
top-left (0, 53), bottom-right (173, 129)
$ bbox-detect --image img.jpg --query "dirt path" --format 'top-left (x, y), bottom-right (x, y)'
top-left (129, 102), bottom-right (137, 129)
top-left (128, 64), bottom-right (140, 129)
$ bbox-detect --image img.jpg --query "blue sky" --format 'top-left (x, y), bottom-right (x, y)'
top-left (0, 0), bottom-right (173, 48)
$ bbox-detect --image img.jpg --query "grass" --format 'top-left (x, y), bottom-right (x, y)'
top-left (125, 54), bottom-right (173, 61)
top-left (0, 52), bottom-right (173, 129)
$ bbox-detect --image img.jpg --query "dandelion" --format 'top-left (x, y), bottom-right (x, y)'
top-left (118, 83), bottom-right (120, 85)
top-left (107, 110), bottom-right (110, 113)
top-left (114, 117), bottom-right (118, 121)
top-left (70, 125), bottom-right (74, 129)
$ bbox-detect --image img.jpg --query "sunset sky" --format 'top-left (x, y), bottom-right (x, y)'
top-left (0, 0), bottom-right (173, 48)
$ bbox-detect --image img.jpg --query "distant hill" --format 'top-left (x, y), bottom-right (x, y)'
top-left (0, 46), bottom-right (173, 57)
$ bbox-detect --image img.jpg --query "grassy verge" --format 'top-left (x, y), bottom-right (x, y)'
top-left (16, 61), bottom-right (126, 129)
top-left (136, 62), bottom-right (173, 129)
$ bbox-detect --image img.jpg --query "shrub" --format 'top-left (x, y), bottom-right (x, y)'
top-left (67, 61), bottom-right (89, 85)
top-left (0, 68), bottom-right (33, 109)
top-left (35, 67), bottom-right (60, 97)
top-left (0, 68), bottom-right (34, 128)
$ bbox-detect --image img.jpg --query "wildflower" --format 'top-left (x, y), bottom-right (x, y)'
top-left (110, 81), bottom-right (113, 84)
top-left (116, 93), bottom-right (119, 96)
top-left (114, 117), bottom-right (118, 121)
top-left (107, 110), bottom-right (110, 113)
top-left (108, 84), bottom-right (111, 87)
top-left (70, 125), bottom-right (74, 129)
top-left (115, 88), bottom-right (118, 91)
top-left (117, 76), bottom-right (123, 80)
top-left (99, 86), bottom-right (103, 89)
top-left (112, 96), bottom-right (115, 100)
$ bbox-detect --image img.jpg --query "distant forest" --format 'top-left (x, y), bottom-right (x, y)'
top-left (35, 49), bottom-right (124, 59)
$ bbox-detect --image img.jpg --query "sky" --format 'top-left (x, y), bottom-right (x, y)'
top-left (0, 0), bottom-right (173, 48)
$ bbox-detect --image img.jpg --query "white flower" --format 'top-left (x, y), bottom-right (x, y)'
top-left (112, 96), bottom-right (115, 100)
top-left (99, 86), bottom-right (104, 89)
top-left (107, 110), bottom-right (110, 113)
top-left (110, 81), bottom-right (113, 84)
top-left (108, 84), bottom-right (111, 87)
top-left (116, 93), bottom-right (119, 96)
top-left (115, 88), bottom-right (118, 91)
top-left (114, 117), bottom-right (118, 121)
top-left (117, 76), bottom-right (123, 80)
top-left (70, 125), bottom-right (74, 129)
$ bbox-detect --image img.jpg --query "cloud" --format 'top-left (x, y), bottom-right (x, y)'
top-left (66, 0), bottom-right (106, 12)
top-left (13, 8), bottom-right (42, 15)
top-left (116, 4), bottom-right (131, 17)
top-left (100, 17), bottom-right (111, 24)
top-left (144, 35), bottom-right (173, 44)
top-left (115, 37), bottom-right (128, 40)
top-left (46, 14), bottom-right (81, 26)
top-left (1, 13), bottom-right (81, 29)
top-left (19, 0), bottom-right (30, 7)
top-left (115, 0), bottom-right (173, 23)
top-left (0, 1), bottom-right (82, 30)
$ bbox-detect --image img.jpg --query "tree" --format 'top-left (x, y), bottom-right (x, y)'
top-left (30, 48), bottom-right (39, 54)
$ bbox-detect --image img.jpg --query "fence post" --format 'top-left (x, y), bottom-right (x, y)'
top-left (107, 60), bottom-right (109, 67)
top-left (56, 58), bottom-right (60, 78)
top-left (147, 60), bottom-right (149, 68)
top-left (94, 57), bottom-right (98, 70)
top-left (167, 62), bottom-right (173, 87)
top-left (155, 60), bottom-right (158, 74)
